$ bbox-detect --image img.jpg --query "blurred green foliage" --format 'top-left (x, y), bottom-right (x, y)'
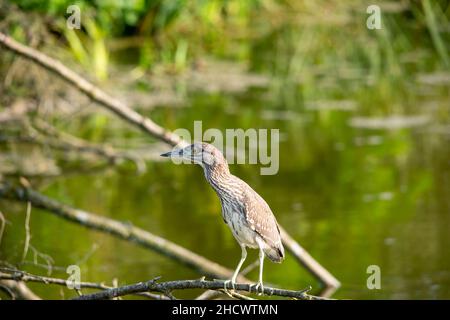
top-left (7, 0), bottom-right (450, 86)
top-left (9, 0), bottom-right (265, 77)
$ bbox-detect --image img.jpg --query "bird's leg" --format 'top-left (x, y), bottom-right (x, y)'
top-left (224, 245), bottom-right (247, 295)
top-left (251, 246), bottom-right (265, 295)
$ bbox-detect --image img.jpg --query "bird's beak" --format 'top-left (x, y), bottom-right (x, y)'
top-left (160, 149), bottom-right (183, 158)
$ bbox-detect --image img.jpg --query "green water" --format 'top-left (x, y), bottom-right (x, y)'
top-left (1, 83), bottom-right (449, 299)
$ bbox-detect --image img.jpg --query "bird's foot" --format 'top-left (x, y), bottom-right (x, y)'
top-left (250, 281), bottom-right (264, 296)
top-left (223, 279), bottom-right (236, 298)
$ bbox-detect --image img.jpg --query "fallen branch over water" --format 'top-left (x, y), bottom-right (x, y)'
top-left (0, 267), bottom-right (321, 300)
top-left (74, 278), bottom-right (317, 300)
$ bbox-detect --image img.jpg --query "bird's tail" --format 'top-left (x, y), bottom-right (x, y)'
top-left (264, 242), bottom-right (285, 263)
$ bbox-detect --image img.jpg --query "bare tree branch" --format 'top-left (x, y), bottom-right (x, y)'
top-left (0, 268), bottom-right (167, 300)
top-left (73, 278), bottom-right (319, 300)
top-left (0, 268), bottom-right (324, 300)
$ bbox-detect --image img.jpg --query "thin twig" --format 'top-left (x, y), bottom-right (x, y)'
top-left (0, 211), bottom-right (5, 247)
top-left (21, 202), bottom-right (31, 262)
top-left (28, 244), bottom-right (54, 276)
top-left (218, 289), bottom-right (256, 300)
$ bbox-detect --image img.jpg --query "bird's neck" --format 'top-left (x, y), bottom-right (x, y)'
top-left (203, 162), bottom-right (233, 195)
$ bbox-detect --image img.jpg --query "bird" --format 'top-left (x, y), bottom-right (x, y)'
top-left (161, 142), bottom-right (284, 294)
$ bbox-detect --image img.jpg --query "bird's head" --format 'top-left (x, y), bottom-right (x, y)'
top-left (160, 142), bottom-right (226, 168)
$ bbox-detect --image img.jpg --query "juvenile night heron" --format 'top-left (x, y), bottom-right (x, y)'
top-left (161, 142), bottom-right (284, 293)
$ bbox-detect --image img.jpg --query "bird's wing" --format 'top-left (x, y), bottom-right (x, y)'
top-left (242, 186), bottom-right (282, 250)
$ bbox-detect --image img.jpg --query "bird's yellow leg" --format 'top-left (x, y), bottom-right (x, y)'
top-left (251, 247), bottom-right (265, 295)
top-left (224, 245), bottom-right (247, 296)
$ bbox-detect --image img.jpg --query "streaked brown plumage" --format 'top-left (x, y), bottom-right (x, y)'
top-left (161, 142), bottom-right (284, 292)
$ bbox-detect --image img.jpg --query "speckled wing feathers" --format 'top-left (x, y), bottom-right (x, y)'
top-left (242, 185), bottom-right (285, 262)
